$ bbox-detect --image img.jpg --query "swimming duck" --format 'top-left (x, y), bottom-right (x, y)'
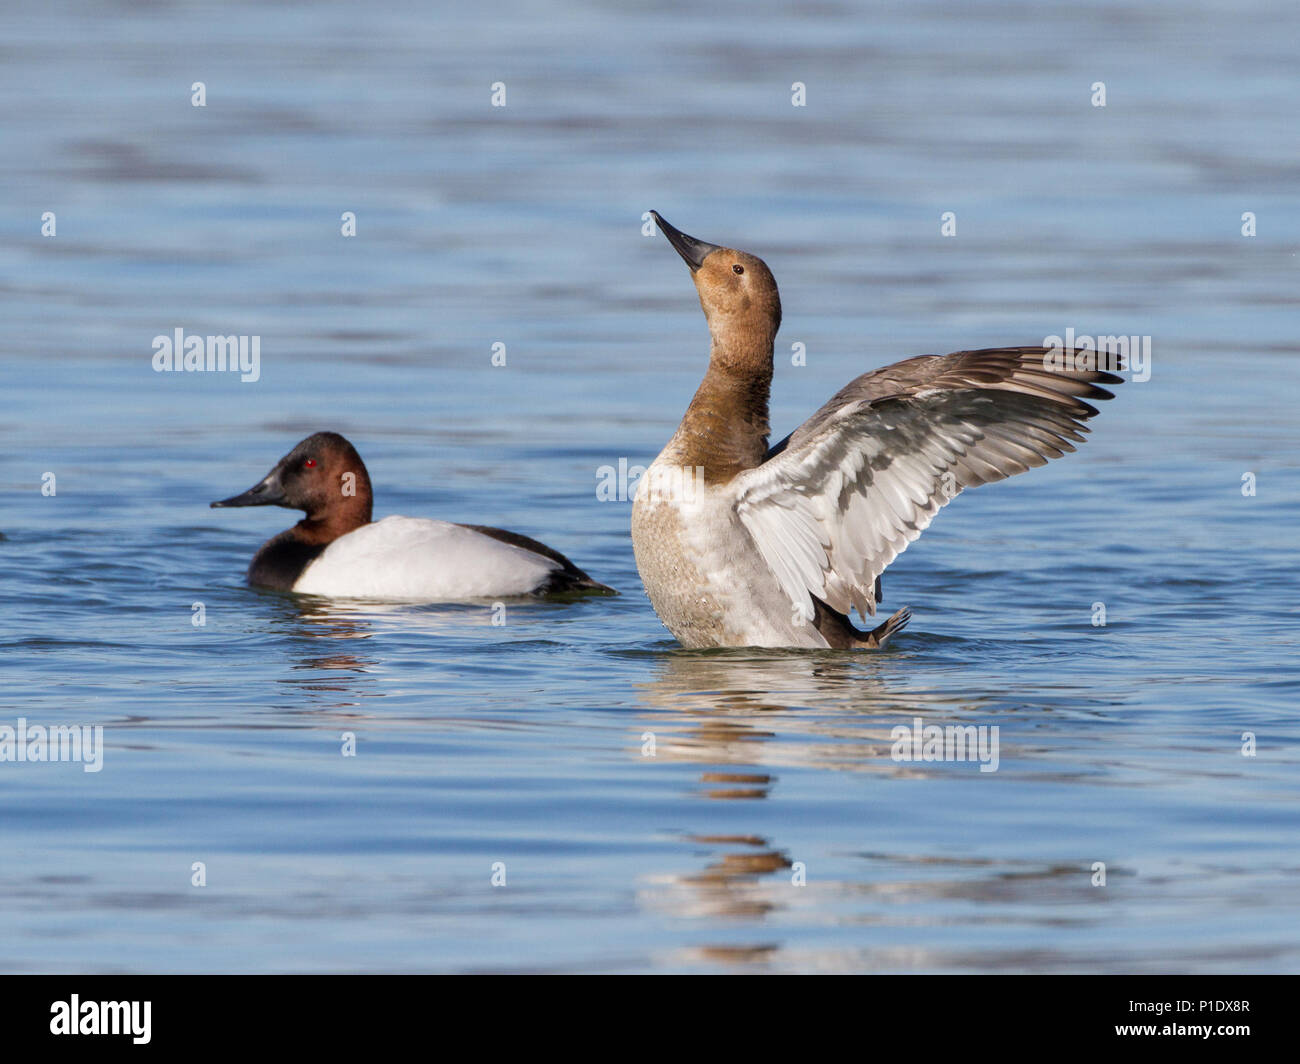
top-left (631, 212), bottom-right (1121, 649)
top-left (212, 432), bottom-right (613, 599)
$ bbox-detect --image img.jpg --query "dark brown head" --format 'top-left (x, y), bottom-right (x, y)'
top-left (651, 211), bottom-right (782, 374)
top-left (211, 431), bottom-right (373, 538)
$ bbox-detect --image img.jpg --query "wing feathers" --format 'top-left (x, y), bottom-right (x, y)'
top-left (736, 346), bottom-right (1119, 622)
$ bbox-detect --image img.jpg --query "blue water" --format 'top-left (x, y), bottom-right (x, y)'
top-left (1, 0), bottom-right (1298, 972)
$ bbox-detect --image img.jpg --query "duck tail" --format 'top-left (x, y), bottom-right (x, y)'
top-left (542, 569), bottom-right (618, 596)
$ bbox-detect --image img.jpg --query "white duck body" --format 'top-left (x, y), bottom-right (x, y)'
top-left (292, 515), bottom-right (566, 600)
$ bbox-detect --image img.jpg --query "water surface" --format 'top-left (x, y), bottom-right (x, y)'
top-left (1, 0), bottom-right (1298, 972)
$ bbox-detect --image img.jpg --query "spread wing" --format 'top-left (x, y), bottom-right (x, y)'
top-left (732, 346), bottom-right (1121, 621)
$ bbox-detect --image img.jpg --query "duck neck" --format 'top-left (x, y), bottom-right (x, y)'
top-left (668, 341), bottom-right (773, 484)
top-left (294, 487), bottom-right (373, 546)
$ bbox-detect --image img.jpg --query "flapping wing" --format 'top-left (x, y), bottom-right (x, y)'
top-left (733, 346), bottom-right (1121, 621)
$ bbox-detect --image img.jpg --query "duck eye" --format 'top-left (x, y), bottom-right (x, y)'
top-left (732, 264), bottom-right (744, 275)
top-left (303, 458), bottom-right (316, 468)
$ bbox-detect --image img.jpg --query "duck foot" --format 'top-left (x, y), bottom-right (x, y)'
top-left (863, 606), bottom-right (911, 649)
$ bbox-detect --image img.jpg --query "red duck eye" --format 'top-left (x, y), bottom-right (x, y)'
top-left (304, 458), bottom-right (316, 468)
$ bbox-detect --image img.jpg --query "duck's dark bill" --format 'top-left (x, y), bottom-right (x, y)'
top-left (210, 477), bottom-right (286, 508)
top-left (650, 211), bottom-right (722, 272)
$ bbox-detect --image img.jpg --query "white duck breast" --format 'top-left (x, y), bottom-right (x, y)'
top-left (291, 515), bottom-right (563, 600)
